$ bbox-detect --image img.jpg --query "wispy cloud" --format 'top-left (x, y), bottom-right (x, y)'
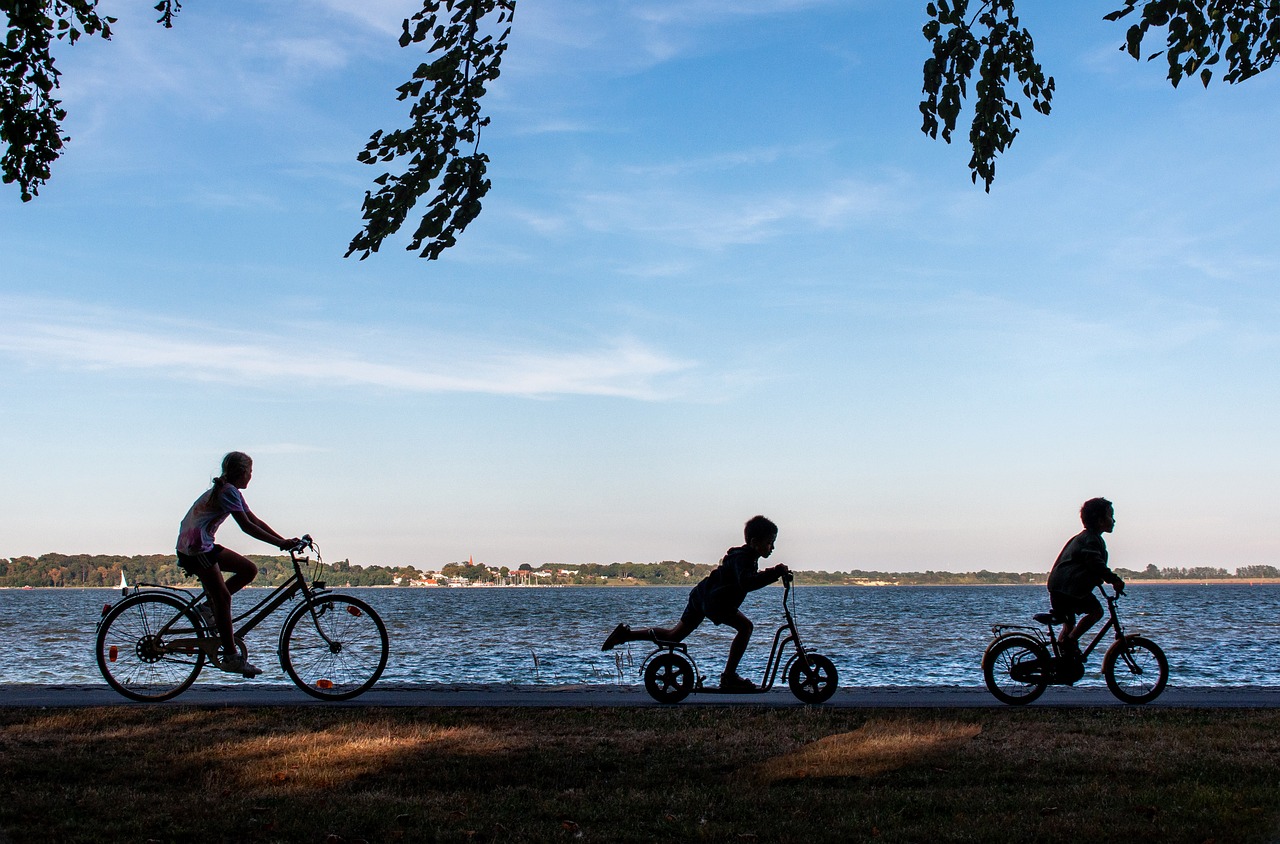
top-left (0, 300), bottom-right (694, 400)
top-left (563, 176), bottom-right (907, 250)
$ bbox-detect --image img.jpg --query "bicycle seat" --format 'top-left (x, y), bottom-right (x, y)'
top-left (1033, 612), bottom-right (1065, 626)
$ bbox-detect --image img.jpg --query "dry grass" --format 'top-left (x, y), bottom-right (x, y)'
top-left (753, 717), bottom-right (983, 783)
top-left (0, 706), bottom-right (1278, 842)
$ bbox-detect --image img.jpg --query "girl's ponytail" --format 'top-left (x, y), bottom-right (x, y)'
top-left (210, 451), bottom-right (252, 502)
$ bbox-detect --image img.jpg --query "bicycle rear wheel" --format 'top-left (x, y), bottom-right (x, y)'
top-left (982, 635), bottom-right (1049, 705)
top-left (280, 594), bottom-right (388, 700)
top-left (96, 593), bottom-right (206, 702)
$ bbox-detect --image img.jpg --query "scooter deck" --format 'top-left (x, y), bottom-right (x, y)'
top-left (692, 683), bottom-right (768, 695)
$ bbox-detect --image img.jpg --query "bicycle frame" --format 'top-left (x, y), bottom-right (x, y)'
top-left (988, 586), bottom-right (1128, 669)
top-left (111, 542), bottom-right (330, 661)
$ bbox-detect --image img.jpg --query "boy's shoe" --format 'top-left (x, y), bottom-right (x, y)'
top-left (196, 603), bottom-right (217, 630)
top-left (219, 654), bottom-right (263, 678)
top-left (1059, 637), bottom-right (1082, 661)
top-left (602, 623), bottom-right (630, 651)
top-left (719, 673), bottom-right (757, 691)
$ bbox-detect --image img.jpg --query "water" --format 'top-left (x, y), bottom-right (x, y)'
top-left (3, 583), bottom-right (1279, 689)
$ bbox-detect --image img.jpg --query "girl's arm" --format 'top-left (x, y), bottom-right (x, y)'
top-left (232, 507), bottom-right (297, 550)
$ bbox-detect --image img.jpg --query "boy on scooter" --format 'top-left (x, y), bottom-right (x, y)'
top-left (601, 515), bottom-right (790, 690)
top-left (1047, 497), bottom-right (1126, 658)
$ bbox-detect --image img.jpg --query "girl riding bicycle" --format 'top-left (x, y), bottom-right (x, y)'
top-left (176, 451), bottom-right (299, 677)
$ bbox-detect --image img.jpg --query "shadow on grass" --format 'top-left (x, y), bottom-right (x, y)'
top-left (1, 706), bottom-right (1278, 842)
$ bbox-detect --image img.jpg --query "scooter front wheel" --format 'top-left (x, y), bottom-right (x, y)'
top-left (787, 653), bottom-right (838, 704)
top-left (644, 652), bottom-right (695, 704)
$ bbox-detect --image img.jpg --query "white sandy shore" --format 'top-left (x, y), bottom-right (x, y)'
top-left (2, 683), bottom-right (1278, 708)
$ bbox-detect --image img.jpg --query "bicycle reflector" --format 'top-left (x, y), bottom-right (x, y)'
top-left (108, 645), bottom-right (118, 662)
top-left (347, 606), bottom-right (362, 616)
top-left (316, 679), bottom-right (334, 690)
top-left (102, 603), bottom-right (111, 616)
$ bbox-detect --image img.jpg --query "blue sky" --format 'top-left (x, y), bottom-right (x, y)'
top-left (2, 0), bottom-right (1278, 572)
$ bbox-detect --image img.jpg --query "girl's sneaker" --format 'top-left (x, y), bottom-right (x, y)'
top-left (219, 653), bottom-right (263, 678)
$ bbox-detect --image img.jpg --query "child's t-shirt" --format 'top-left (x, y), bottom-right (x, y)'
top-left (176, 483), bottom-right (246, 555)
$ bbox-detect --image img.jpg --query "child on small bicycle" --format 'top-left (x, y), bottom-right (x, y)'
top-left (1047, 497), bottom-right (1126, 658)
top-left (176, 451), bottom-right (299, 677)
top-left (601, 515), bottom-right (790, 690)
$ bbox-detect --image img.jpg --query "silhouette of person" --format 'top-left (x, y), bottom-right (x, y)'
top-left (1047, 497), bottom-right (1126, 657)
top-left (176, 452), bottom-right (299, 677)
top-left (601, 515), bottom-right (789, 690)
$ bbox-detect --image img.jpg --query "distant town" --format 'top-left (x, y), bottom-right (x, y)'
top-left (1, 553), bottom-right (1277, 589)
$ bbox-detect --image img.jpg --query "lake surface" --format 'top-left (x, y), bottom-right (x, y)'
top-left (3, 583), bottom-right (1278, 690)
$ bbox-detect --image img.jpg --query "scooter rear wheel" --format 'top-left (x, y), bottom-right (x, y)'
top-left (787, 653), bottom-right (838, 703)
top-left (644, 652), bottom-right (695, 704)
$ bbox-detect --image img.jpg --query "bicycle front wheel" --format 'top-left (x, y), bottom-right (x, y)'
top-left (280, 594), bottom-right (388, 701)
top-left (96, 593), bottom-right (206, 702)
top-left (1103, 635), bottom-right (1168, 704)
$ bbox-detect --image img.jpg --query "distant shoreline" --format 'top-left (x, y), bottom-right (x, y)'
top-left (5, 578), bottom-right (1280, 591)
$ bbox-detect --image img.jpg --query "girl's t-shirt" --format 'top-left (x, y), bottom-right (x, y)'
top-left (176, 483), bottom-right (246, 555)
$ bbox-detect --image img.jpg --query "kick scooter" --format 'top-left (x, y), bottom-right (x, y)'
top-left (640, 572), bottom-right (838, 704)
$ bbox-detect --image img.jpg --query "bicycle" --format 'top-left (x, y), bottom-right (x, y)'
top-left (640, 572), bottom-right (839, 704)
top-left (982, 585), bottom-right (1168, 705)
top-left (95, 536), bottom-right (389, 702)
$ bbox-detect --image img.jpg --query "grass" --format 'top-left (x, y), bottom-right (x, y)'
top-left (1, 706), bottom-right (1278, 843)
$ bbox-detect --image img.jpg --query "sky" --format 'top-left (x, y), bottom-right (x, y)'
top-left (2, 0), bottom-right (1278, 573)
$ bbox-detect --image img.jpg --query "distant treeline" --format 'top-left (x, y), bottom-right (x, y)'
top-left (0, 554), bottom-right (421, 589)
top-left (2, 554), bottom-right (1278, 589)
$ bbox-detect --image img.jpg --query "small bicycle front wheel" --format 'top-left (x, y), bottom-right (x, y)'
top-left (96, 593), bottom-right (206, 702)
top-left (643, 651), bottom-right (695, 704)
top-left (280, 594), bottom-right (388, 701)
top-left (787, 653), bottom-right (838, 704)
top-left (982, 635), bottom-right (1050, 705)
top-left (1102, 635), bottom-right (1168, 704)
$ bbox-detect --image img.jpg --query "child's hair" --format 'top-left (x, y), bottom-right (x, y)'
top-left (1079, 497), bottom-right (1113, 529)
top-left (744, 515), bottom-right (778, 543)
top-left (210, 451), bottom-right (252, 500)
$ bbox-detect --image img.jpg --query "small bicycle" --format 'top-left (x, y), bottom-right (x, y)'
top-left (95, 536), bottom-right (389, 702)
top-left (640, 572), bottom-right (839, 704)
top-left (982, 585), bottom-right (1168, 705)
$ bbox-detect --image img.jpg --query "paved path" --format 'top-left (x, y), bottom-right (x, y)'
top-left (3, 683), bottom-right (1280, 708)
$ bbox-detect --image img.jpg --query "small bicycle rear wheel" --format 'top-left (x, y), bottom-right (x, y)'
top-left (96, 593), bottom-right (206, 702)
top-left (280, 594), bottom-right (388, 701)
top-left (982, 635), bottom-right (1049, 705)
top-left (787, 653), bottom-right (838, 704)
top-left (643, 652), bottom-right (695, 704)
top-left (1103, 635), bottom-right (1168, 704)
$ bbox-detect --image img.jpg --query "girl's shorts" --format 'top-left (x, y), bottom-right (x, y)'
top-left (176, 545), bottom-right (224, 576)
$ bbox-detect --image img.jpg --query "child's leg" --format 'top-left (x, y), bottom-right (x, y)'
top-left (216, 549), bottom-right (258, 595)
top-left (721, 611), bottom-right (754, 678)
top-left (195, 566), bottom-right (235, 654)
top-left (1067, 608), bottom-right (1102, 643)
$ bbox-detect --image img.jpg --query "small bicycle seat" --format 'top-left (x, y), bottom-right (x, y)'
top-left (1033, 612), bottom-right (1064, 626)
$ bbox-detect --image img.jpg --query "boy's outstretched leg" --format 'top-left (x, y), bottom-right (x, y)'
top-left (602, 619), bottom-right (694, 651)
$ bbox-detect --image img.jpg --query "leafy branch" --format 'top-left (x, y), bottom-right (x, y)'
top-left (919, 0), bottom-right (1054, 191)
top-left (1, 0), bottom-right (115, 201)
top-left (1105, 0), bottom-right (1280, 88)
top-left (345, 0), bottom-right (514, 260)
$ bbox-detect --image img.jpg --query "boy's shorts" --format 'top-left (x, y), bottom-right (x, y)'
top-left (680, 582), bottom-right (735, 628)
top-left (176, 545), bottom-right (225, 577)
top-left (1049, 589), bottom-right (1101, 621)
